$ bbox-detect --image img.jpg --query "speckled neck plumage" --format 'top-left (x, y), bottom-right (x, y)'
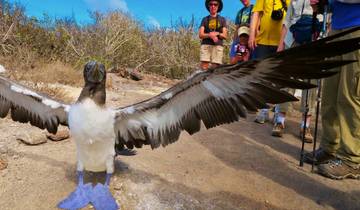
top-left (77, 82), bottom-right (106, 106)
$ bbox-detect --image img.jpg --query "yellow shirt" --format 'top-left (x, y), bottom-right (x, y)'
top-left (253, 0), bottom-right (290, 46)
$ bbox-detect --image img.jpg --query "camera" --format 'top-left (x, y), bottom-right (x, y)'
top-left (236, 44), bottom-right (247, 56)
top-left (271, 0), bottom-right (287, 21)
top-left (271, 9), bottom-right (284, 21)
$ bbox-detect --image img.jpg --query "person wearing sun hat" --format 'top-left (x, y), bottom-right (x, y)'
top-left (198, 0), bottom-right (228, 70)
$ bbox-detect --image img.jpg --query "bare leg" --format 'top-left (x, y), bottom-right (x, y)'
top-left (57, 170), bottom-right (92, 210)
top-left (90, 156), bottom-right (119, 210)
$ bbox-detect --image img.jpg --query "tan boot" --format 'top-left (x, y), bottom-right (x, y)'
top-left (300, 127), bottom-right (314, 143)
top-left (272, 123), bottom-right (284, 137)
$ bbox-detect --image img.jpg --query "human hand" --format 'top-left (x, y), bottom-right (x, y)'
top-left (277, 42), bottom-right (285, 52)
top-left (248, 34), bottom-right (257, 50)
top-left (243, 50), bottom-right (250, 61)
top-left (236, 54), bottom-right (244, 61)
top-left (209, 31), bottom-right (219, 43)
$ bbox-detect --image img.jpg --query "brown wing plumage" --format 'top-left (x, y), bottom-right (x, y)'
top-left (0, 76), bottom-right (69, 134)
top-left (113, 27), bottom-right (360, 150)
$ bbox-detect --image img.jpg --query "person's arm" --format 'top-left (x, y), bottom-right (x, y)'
top-left (216, 17), bottom-right (227, 40)
top-left (199, 26), bottom-right (219, 43)
top-left (230, 57), bottom-right (239, 64)
top-left (199, 26), bottom-right (208, 39)
top-left (277, 0), bottom-right (294, 52)
top-left (218, 27), bottom-right (227, 40)
top-left (248, 11), bottom-right (260, 50)
top-left (243, 48), bottom-right (250, 61)
top-left (277, 25), bottom-right (288, 52)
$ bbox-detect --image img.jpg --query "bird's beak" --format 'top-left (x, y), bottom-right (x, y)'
top-left (90, 63), bottom-right (104, 83)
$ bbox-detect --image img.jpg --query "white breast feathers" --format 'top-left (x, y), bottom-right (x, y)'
top-left (68, 99), bottom-right (116, 172)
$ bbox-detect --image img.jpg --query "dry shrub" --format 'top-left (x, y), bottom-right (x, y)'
top-left (0, 1), bottom-right (235, 81)
top-left (13, 60), bottom-right (82, 86)
top-left (32, 84), bottom-right (73, 104)
top-left (144, 18), bottom-right (201, 78)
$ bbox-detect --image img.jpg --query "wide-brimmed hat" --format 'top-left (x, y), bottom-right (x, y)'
top-left (237, 26), bottom-right (250, 36)
top-left (205, 0), bottom-right (223, 13)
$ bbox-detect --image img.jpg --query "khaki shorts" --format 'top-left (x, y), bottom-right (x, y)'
top-left (200, 44), bottom-right (224, 64)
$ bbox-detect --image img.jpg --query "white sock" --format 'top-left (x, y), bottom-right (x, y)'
top-left (301, 116), bottom-right (311, 128)
top-left (301, 120), bottom-right (310, 128)
top-left (276, 115), bottom-right (285, 125)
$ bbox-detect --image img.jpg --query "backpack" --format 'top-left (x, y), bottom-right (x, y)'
top-left (289, 1), bottom-right (321, 44)
top-left (289, 15), bottom-right (321, 44)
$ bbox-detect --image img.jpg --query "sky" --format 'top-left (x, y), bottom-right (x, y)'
top-left (6, 0), bottom-right (254, 28)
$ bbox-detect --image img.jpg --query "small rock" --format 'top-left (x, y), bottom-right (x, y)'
top-left (0, 64), bottom-right (6, 73)
top-left (46, 129), bottom-right (70, 141)
top-left (17, 129), bottom-right (47, 145)
top-left (114, 183), bottom-right (123, 191)
top-left (13, 155), bottom-right (19, 160)
top-left (0, 158), bottom-right (8, 170)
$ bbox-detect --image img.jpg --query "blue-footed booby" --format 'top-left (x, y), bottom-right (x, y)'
top-left (0, 27), bottom-right (359, 210)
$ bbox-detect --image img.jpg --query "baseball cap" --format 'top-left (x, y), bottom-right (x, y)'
top-left (238, 26), bottom-right (250, 36)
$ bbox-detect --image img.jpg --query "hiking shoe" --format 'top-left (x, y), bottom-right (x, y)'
top-left (272, 123), bottom-right (284, 137)
top-left (318, 159), bottom-right (360, 180)
top-left (304, 148), bottom-right (335, 165)
top-left (254, 113), bottom-right (269, 124)
top-left (299, 128), bottom-right (314, 143)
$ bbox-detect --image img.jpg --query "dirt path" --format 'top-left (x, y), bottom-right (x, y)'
top-left (0, 75), bottom-right (359, 210)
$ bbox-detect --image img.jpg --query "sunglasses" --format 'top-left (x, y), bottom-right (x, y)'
top-left (209, 3), bottom-right (219, 7)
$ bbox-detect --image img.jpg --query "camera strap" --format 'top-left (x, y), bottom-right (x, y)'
top-left (239, 5), bottom-right (253, 25)
top-left (273, 0), bottom-right (287, 11)
top-left (300, 0), bottom-right (305, 15)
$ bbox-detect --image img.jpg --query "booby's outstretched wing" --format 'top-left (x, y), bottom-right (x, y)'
top-left (114, 27), bottom-right (360, 150)
top-left (0, 76), bottom-right (69, 134)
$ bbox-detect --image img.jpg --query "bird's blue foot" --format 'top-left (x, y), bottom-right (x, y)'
top-left (90, 183), bottom-right (119, 210)
top-left (57, 183), bottom-right (92, 210)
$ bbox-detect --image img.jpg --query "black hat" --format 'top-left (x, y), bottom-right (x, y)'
top-left (205, 0), bottom-right (223, 13)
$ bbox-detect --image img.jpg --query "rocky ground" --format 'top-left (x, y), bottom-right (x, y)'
top-left (0, 74), bottom-right (359, 210)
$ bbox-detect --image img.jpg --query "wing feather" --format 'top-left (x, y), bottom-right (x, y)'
top-left (113, 27), bottom-right (360, 150)
top-left (0, 76), bottom-right (69, 133)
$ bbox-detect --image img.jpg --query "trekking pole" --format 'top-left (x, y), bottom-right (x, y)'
top-left (299, 85), bottom-right (310, 167)
top-left (299, 6), bottom-right (320, 167)
top-left (311, 4), bottom-right (328, 172)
